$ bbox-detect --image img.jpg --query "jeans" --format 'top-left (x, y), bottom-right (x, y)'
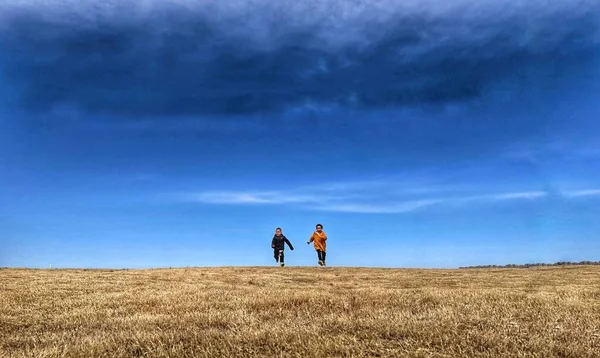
top-left (274, 249), bottom-right (284, 263)
top-left (317, 250), bottom-right (326, 262)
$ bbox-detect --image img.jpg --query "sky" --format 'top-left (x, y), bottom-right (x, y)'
top-left (1, 0), bottom-right (599, 268)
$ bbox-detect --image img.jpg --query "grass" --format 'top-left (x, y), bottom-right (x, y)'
top-left (1, 266), bottom-right (600, 357)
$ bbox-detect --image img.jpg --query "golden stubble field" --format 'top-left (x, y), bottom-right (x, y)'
top-left (1, 266), bottom-right (600, 358)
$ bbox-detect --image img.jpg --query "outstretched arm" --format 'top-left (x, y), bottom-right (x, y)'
top-left (307, 233), bottom-right (314, 244)
top-left (284, 236), bottom-right (294, 250)
top-left (271, 237), bottom-right (276, 248)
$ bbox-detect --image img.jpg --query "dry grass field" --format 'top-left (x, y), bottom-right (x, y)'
top-left (1, 266), bottom-right (600, 358)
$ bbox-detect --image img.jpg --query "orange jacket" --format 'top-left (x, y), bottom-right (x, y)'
top-left (309, 231), bottom-right (327, 252)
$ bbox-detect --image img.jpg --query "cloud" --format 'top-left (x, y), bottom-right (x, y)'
top-left (314, 199), bottom-right (445, 214)
top-left (189, 191), bottom-right (324, 204)
top-left (480, 191), bottom-right (548, 201)
top-left (563, 189), bottom-right (600, 198)
top-left (182, 179), bottom-right (554, 213)
top-left (0, 0), bottom-right (599, 117)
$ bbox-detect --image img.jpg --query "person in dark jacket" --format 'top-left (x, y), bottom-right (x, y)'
top-left (271, 227), bottom-right (294, 267)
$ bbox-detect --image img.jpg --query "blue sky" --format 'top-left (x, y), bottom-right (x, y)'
top-left (1, 0), bottom-right (599, 268)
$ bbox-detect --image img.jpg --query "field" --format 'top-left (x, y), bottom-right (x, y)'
top-left (1, 266), bottom-right (600, 357)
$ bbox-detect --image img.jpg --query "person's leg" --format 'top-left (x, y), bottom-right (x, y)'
top-left (280, 250), bottom-right (285, 265)
top-left (322, 251), bottom-right (326, 265)
top-left (274, 249), bottom-right (279, 262)
top-left (317, 250), bottom-right (324, 265)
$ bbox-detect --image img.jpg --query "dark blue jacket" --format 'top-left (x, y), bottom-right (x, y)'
top-left (272, 235), bottom-right (294, 251)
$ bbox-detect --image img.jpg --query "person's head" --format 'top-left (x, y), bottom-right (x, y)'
top-left (275, 227), bottom-right (282, 236)
top-left (315, 224), bottom-right (323, 232)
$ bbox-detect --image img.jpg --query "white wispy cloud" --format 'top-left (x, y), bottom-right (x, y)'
top-left (480, 191), bottom-right (548, 201)
top-left (501, 137), bottom-right (600, 163)
top-left (182, 179), bottom-right (555, 214)
top-left (190, 191), bottom-right (324, 205)
top-left (314, 199), bottom-right (445, 214)
top-left (563, 189), bottom-right (600, 198)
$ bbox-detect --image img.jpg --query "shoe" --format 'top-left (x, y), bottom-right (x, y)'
top-left (280, 263), bottom-right (285, 267)
top-left (322, 262), bottom-right (326, 267)
top-left (318, 260), bottom-right (323, 266)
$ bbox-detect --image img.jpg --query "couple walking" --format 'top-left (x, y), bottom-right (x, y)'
top-left (271, 224), bottom-right (328, 267)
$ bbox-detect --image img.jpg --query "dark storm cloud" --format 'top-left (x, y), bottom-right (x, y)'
top-left (0, 0), bottom-right (599, 117)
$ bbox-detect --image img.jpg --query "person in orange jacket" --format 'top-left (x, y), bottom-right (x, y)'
top-left (307, 223), bottom-right (327, 266)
